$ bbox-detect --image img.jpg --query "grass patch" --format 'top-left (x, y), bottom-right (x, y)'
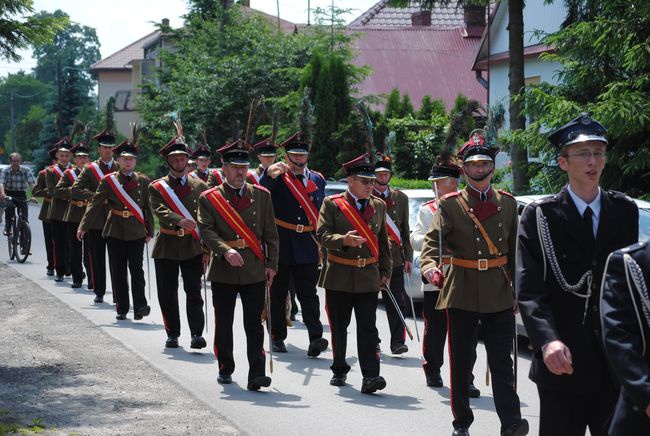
top-left (0, 417), bottom-right (48, 435)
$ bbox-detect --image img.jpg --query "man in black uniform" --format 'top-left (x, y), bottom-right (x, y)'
top-left (516, 113), bottom-right (639, 436)
top-left (601, 240), bottom-right (650, 436)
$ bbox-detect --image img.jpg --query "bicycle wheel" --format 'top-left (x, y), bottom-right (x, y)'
top-left (7, 222), bottom-right (16, 260)
top-left (15, 221), bottom-right (31, 263)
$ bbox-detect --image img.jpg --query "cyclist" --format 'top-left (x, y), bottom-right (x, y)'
top-left (0, 152), bottom-right (36, 235)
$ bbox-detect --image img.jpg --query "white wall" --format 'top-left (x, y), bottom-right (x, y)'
top-left (96, 71), bottom-right (139, 138)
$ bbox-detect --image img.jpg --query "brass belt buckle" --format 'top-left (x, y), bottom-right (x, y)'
top-left (236, 239), bottom-right (245, 249)
top-left (478, 259), bottom-right (488, 271)
top-left (177, 229), bottom-right (185, 237)
top-left (122, 210), bottom-right (130, 218)
top-left (357, 258), bottom-right (367, 268)
top-left (295, 224), bottom-right (304, 233)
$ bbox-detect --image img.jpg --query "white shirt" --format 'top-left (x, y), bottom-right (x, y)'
top-left (346, 190), bottom-right (366, 211)
top-left (567, 184), bottom-right (601, 238)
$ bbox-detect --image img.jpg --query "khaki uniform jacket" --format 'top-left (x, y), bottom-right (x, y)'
top-left (32, 169), bottom-right (51, 222)
top-left (79, 172), bottom-right (154, 241)
top-left (206, 169), bottom-right (224, 188)
top-left (378, 187), bottom-right (413, 269)
top-left (149, 175), bottom-right (208, 261)
top-left (419, 188), bottom-right (518, 313)
top-left (71, 159), bottom-right (119, 231)
top-left (45, 164), bottom-right (71, 222)
top-left (316, 192), bottom-right (392, 293)
top-left (55, 167), bottom-right (87, 224)
top-left (198, 183), bottom-right (279, 285)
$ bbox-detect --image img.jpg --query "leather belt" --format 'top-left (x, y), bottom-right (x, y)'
top-left (275, 218), bottom-right (313, 233)
top-left (72, 200), bottom-right (88, 207)
top-left (327, 253), bottom-right (377, 268)
top-left (450, 255), bottom-right (508, 271)
top-left (159, 227), bottom-right (190, 237)
top-left (225, 239), bottom-right (249, 249)
top-left (111, 208), bottom-right (134, 218)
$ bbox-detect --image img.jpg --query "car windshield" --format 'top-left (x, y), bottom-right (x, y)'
top-left (409, 197), bottom-right (433, 229)
top-left (639, 208), bottom-right (650, 243)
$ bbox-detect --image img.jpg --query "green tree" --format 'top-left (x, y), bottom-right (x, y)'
top-left (385, 89), bottom-right (401, 119)
top-left (417, 95), bottom-right (445, 121)
top-left (10, 104), bottom-right (46, 159)
top-left (520, 0), bottom-right (650, 197)
top-left (0, 0), bottom-right (67, 61)
top-left (399, 94), bottom-right (414, 118)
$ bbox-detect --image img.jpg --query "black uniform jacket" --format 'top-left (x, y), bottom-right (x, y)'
top-left (601, 241), bottom-right (650, 434)
top-left (516, 186), bottom-right (638, 393)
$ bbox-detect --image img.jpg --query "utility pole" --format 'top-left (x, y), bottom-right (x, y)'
top-left (307, 0), bottom-right (311, 26)
top-left (330, 0), bottom-right (334, 52)
top-left (276, 0), bottom-right (281, 31)
top-left (10, 91), bottom-right (15, 153)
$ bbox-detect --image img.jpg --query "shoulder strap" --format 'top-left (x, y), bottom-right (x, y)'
top-left (457, 195), bottom-right (499, 256)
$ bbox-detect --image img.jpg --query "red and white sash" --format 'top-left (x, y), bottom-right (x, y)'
top-left (205, 189), bottom-right (265, 261)
top-left (332, 195), bottom-right (379, 259)
top-left (87, 162), bottom-right (105, 182)
top-left (282, 173), bottom-right (319, 229)
top-left (385, 214), bottom-right (402, 248)
top-left (188, 172), bottom-right (199, 179)
top-left (247, 171), bottom-right (261, 185)
top-left (51, 165), bottom-right (65, 179)
top-left (105, 174), bottom-right (145, 226)
top-left (152, 179), bottom-right (200, 240)
top-left (211, 169), bottom-right (224, 185)
top-left (65, 168), bottom-right (78, 183)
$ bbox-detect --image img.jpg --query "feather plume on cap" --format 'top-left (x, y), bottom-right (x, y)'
top-left (270, 102), bottom-right (280, 145)
top-left (299, 87), bottom-right (314, 144)
top-left (244, 96), bottom-right (264, 145)
top-left (70, 121), bottom-right (85, 143)
top-left (355, 100), bottom-right (376, 165)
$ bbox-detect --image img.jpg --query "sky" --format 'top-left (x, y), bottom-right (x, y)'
top-left (0, 0), bottom-right (379, 78)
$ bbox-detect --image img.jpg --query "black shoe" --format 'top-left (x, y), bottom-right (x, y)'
top-left (452, 428), bottom-right (470, 436)
top-left (87, 284), bottom-right (94, 290)
top-left (190, 335), bottom-right (207, 349)
top-left (469, 383), bottom-right (481, 398)
top-left (360, 376), bottom-right (386, 394)
top-left (272, 340), bottom-right (287, 353)
top-left (501, 419), bottom-right (529, 436)
top-left (376, 344), bottom-right (381, 353)
top-left (93, 296), bottom-right (103, 303)
top-left (116, 313), bottom-right (127, 320)
top-left (426, 371), bottom-right (443, 387)
top-left (165, 336), bottom-right (179, 348)
top-left (307, 337), bottom-right (328, 357)
top-left (247, 375), bottom-right (271, 391)
top-left (217, 373), bottom-right (232, 384)
top-left (46, 269), bottom-right (54, 276)
top-left (54, 275), bottom-right (64, 282)
top-left (390, 344), bottom-right (408, 355)
top-left (290, 313), bottom-right (296, 321)
top-left (133, 305), bottom-right (151, 321)
top-left (330, 374), bottom-right (346, 386)
top-left (71, 282), bottom-right (82, 289)
top-left (64, 271), bottom-right (71, 277)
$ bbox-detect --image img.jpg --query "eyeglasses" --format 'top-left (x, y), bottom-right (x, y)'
top-left (464, 162), bottom-right (494, 170)
top-left (354, 177), bottom-right (376, 186)
top-left (562, 151), bottom-right (606, 161)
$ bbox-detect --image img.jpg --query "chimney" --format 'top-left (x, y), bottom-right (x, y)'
top-left (161, 18), bottom-right (170, 28)
top-left (411, 10), bottom-right (432, 27)
top-left (463, 5), bottom-right (486, 38)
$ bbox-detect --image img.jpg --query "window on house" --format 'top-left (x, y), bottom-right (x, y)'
top-left (114, 90), bottom-right (138, 112)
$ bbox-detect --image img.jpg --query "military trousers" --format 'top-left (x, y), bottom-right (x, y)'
top-left (51, 220), bottom-right (70, 276)
top-left (106, 237), bottom-right (147, 316)
top-left (422, 291), bottom-right (478, 381)
top-left (447, 308), bottom-right (521, 430)
top-left (325, 289), bottom-right (380, 378)
top-left (609, 392), bottom-right (650, 436)
top-left (211, 281), bottom-right (266, 381)
top-left (67, 222), bottom-right (90, 285)
top-left (380, 266), bottom-right (408, 348)
top-left (87, 229), bottom-right (111, 297)
top-left (154, 254), bottom-right (205, 339)
top-left (42, 221), bottom-right (54, 272)
top-left (270, 263), bottom-right (323, 343)
top-left (537, 362), bottom-right (617, 436)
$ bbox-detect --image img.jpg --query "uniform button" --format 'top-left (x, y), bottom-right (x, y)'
top-left (498, 237), bottom-right (503, 242)
top-left (478, 251), bottom-right (482, 255)
top-left (474, 225), bottom-right (478, 229)
top-left (497, 206), bottom-right (502, 211)
top-left (469, 208), bottom-right (474, 212)
top-left (297, 217), bottom-right (301, 221)
top-left (253, 211), bottom-right (256, 215)
top-left (476, 237), bottom-right (480, 241)
top-left (593, 305), bottom-right (598, 312)
top-left (498, 223), bottom-right (503, 227)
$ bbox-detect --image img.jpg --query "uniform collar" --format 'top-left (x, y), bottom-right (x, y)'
top-left (567, 184), bottom-right (602, 219)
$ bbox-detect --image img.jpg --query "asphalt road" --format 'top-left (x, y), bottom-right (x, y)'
top-left (2, 204), bottom-right (541, 435)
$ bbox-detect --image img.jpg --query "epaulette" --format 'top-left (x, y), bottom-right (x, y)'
top-left (328, 193), bottom-right (345, 200)
top-left (253, 184), bottom-right (270, 194)
top-left (607, 190), bottom-right (636, 204)
top-left (311, 170), bottom-right (325, 181)
top-left (441, 192), bottom-right (461, 200)
top-left (201, 186), bottom-right (220, 197)
top-left (533, 195), bottom-right (557, 205)
top-left (619, 241), bottom-right (647, 254)
top-left (423, 199), bottom-right (436, 206)
top-left (39, 169), bottom-right (46, 175)
top-left (497, 189), bottom-right (515, 199)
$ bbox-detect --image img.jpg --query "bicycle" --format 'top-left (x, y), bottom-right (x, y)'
top-left (2, 196), bottom-right (32, 263)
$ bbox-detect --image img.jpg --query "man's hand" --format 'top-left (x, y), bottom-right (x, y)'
top-left (266, 162), bottom-right (290, 179)
top-left (266, 268), bottom-right (277, 288)
top-left (29, 198), bottom-right (38, 204)
top-left (645, 403), bottom-right (650, 418)
top-left (403, 261), bottom-right (413, 275)
top-left (177, 218), bottom-right (197, 230)
top-left (77, 230), bottom-right (85, 241)
top-left (0, 192), bottom-right (5, 202)
top-left (202, 253), bottom-right (210, 272)
top-left (224, 249), bottom-right (244, 267)
top-left (343, 230), bottom-right (366, 247)
top-left (423, 267), bottom-right (445, 288)
top-left (145, 235), bottom-right (151, 243)
top-left (380, 275), bottom-right (390, 287)
top-left (542, 340), bottom-right (574, 375)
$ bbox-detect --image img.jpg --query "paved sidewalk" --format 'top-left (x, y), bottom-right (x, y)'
top-left (0, 262), bottom-right (240, 435)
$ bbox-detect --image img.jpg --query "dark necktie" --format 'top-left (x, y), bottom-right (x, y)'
top-left (480, 191), bottom-right (488, 201)
top-left (296, 174), bottom-right (304, 185)
top-left (583, 206), bottom-right (594, 240)
top-left (358, 199), bottom-right (367, 212)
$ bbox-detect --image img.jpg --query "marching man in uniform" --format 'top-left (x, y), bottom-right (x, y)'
top-left (261, 132), bottom-right (328, 357)
top-left (32, 146), bottom-right (58, 276)
top-left (601, 240), bottom-right (650, 435)
top-left (516, 113), bottom-right (638, 436)
top-left (317, 153), bottom-right (392, 394)
top-left (78, 131), bottom-right (154, 321)
top-left (55, 140), bottom-right (91, 289)
top-left (149, 126), bottom-right (208, 350)
top-left (71, 127), bottom-right (119, 303)
top-left (197, 139), bottom-right (279, 391)
top-left (420, 133), bottom-right (527, 436)
top-left (248, 138), bottom-right (277, 185)
top-left (372, 152), bottom-right (413, 355)
top-left (189, 143), bottom-right (212, 183)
